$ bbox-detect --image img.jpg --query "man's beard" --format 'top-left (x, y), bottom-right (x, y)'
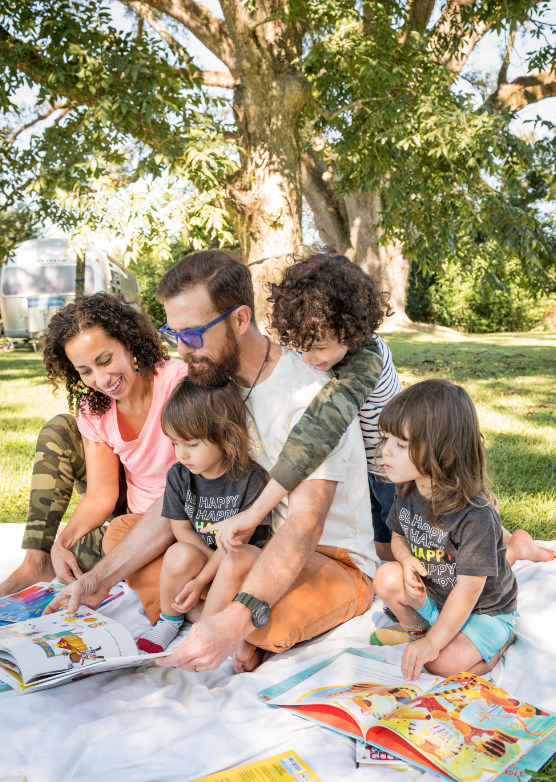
top-left (183, 322), bottom-right (240, 387)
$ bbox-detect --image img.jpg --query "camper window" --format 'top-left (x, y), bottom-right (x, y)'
top-left (2, 266), bottom-right (94, 297)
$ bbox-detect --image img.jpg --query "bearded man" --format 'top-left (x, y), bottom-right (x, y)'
top-left (47, 250), bottom-right (379, 673)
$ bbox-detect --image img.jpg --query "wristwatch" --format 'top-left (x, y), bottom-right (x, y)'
top-left (231, 592), bottom-right (270, 629)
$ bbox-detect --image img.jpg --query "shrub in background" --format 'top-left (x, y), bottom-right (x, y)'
top-left (407, 260), bottom-right (555, 333)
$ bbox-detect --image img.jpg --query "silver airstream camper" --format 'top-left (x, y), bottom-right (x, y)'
top-left (1, 238), bottom-right (140, 351)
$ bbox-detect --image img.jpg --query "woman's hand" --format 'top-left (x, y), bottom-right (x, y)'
top-left (50, 540), bottom-right (83, 584)
top-left (401, 555), bottom-right (427, 601)
top-left (201, 509), bottom-right (259, 555)
top-left (172, 578), bottom-right (207, 614)
top-left (401, 636), bottom-right (439, 680)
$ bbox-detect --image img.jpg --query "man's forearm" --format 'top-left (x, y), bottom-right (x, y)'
top-left (89, 497), bottom-right (174, 588)
top-left (240, 479), bottom-right (337, 608)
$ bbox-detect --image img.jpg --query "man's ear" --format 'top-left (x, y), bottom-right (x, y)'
top-left (235, 305), bottom-right (252, 335)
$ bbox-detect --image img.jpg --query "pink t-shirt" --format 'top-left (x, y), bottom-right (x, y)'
top-left (76, 358), bottom-right (188, 514)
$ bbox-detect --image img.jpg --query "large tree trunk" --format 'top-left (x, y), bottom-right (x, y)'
top-left (220, 5), bottom-right (310, 323)
top-left (302, 155), bottom-right (411, 324)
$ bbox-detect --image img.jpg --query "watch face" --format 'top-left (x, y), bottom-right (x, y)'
top-left (254, 603), bottom-right (270, 628)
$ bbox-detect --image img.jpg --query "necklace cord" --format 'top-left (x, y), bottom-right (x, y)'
top-left (244, 336), bottom-right (271, 404)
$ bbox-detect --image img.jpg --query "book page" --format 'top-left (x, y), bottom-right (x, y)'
top-left (0, 582), bottom-right (124, 625)
top-left (369, 673), bottom-right (556, 782)
top-left (356, 742), bottom-right (408, 767)
top-left (191, 750), bottom-right (322, 782)
top-left (271, 650), bottom-right (440, 738)
top-left (0, 607), bottom-right (137, 684)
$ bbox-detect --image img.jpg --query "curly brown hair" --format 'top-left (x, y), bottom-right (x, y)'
top-left (43, 292), bottom-right (169, 417)
top-left (267, 247), bottom-right (393, 351)
top-left (161, 379), bottom-right (253, 479)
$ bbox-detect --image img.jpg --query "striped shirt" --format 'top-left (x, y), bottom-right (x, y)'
top-left (359, 336), bottom-right (403, 474)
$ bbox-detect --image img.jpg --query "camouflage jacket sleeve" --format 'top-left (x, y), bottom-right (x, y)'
top-left (269, 341), bottom-right (383, 491)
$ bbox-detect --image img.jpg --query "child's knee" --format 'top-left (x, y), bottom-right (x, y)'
top-left (163, 541), bottom-right (205, 575)
top-left (372, 561), bottom-right (404, 599)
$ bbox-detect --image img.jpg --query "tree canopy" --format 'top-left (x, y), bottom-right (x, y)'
top-left (1, 0), bottom-right (555, 308)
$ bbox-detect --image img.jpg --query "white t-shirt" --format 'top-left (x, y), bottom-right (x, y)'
top-left (236, 347), bottom-right (379, 577)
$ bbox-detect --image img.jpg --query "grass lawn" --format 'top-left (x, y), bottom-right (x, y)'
top-left (2, 330), bottom-right (555, 534)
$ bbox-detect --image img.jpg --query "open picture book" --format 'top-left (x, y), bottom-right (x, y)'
top-left (259, 648), bottom-right (556, 782)
top-left (0, 582), bottom-right (123, 626)
top-left (0, 606), bottom-right (171, 695)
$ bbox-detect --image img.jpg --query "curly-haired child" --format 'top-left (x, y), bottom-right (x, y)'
top-left (203, 248), bottom-right (553, 571)
top-left (137, 378), bottom-right (271, 653)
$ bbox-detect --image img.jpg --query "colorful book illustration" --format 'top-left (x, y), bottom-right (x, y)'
top-left (365, 673), bottom-right (556, 782)
top-left (191, 750), bottom-right (322, 782)
top-left (260, 648), bottom-right (441, 743)
top-left (0, 606), bottom-right (171, 695)
top-left (0, 582), bottom-right (123, 625)
top-left (356, 743), bottom-right (408, 769)
top-left (260, 650), bottom-right (556, 782)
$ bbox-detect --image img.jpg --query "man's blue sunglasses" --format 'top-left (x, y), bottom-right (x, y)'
top-left (159, 306), bottom-right (239, 350)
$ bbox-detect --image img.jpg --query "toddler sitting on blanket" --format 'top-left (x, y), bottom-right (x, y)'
top-left (203, 248), bottom-right (553, 571)
top-left (138, 379), bottom-right (271, 653)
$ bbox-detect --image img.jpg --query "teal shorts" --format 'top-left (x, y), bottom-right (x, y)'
top-left (416, 594), bottom-right (519, 662)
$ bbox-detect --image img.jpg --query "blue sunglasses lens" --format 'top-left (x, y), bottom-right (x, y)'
top-left (180, 331), bottom-right (203, 349)
top-left (160, 329), bottom-right (178, 348)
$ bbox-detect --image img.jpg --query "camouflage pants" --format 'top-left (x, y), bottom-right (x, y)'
top-left (21, 414), bottom-right (127, 572)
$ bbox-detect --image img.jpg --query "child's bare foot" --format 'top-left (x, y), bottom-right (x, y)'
top-left (506, 529), bottom-right (555, 567)
top-left (0, 550), bottom-right (55, 597)
top-left (232, 640), bottom-right (265, 673)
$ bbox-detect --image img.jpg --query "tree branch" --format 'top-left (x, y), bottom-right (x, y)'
top-left (126, 1), bottom-right (195, 74)
top-left (401, 0), bottom-right (436, 44)
top-left (309, 96), bottom-right (374, 122)
top-left (9, 102), bottom-right (69, 143)
top-left (497, 19), bottom-right (517, 86)
top-left (300, 153), bottom-right (351, 252)
top-left (131, 0), bottom-right (238, 76)
top-left (486, 71), bottom-right (556, 112)
top-left (430, 0), bottom-right (547, 75)
top-left (126, 6), bottom-right (236, 87)
top-left (201, 70), bottom-right (236, 88)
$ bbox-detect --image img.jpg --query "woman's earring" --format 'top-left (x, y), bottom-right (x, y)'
top-left (133, 355), bottom-right (140, 372)
top-left (76, 380), bottom-right (95, 396)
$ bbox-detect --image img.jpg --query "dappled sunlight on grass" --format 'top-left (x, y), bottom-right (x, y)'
top-left (385, 333), bottom-right (556, 536)
top-left (0, 348), bottom-right (79, 523)
top-left (1, 335), bottom-right (555, 537)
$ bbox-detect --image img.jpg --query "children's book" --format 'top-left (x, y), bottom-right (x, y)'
top-left (365, 673), bottom-right (556, 782)
top-left (355, 741), bottom-right (409, 771)
top-left (260, 648), bottom-right (441, 743)
top-left (0, 606), bottom-right (171, 694)
top-left (356, 743), bottom-right (408, 769)
top-left (260, 650), bottom-right (556, 782)
top-left (0, 582), bottom-right (123, 625)
top-left (191, 750), bottom-right (322, 782)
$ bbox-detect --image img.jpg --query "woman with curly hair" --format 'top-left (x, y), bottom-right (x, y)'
top-left (0, 292), bottom-right (187, 605)
top-left (206, 247), bottom-right (403, 564)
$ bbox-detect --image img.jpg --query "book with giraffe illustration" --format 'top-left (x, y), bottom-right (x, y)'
top-left (260, 649), bottom-right (556, 781)
top-left (0, 606), bottom-right (171, 695)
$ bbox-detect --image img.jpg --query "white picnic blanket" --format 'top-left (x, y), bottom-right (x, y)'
top-left (0, 523), bottom-right (555, 782)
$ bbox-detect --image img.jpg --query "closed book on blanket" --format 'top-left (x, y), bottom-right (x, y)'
top-left (260, 650), bottom-right (556, 782)
top-left (0, 606), bottom-right (170, 694)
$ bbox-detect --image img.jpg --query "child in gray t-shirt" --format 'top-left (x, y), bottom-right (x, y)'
top-left (138, 379), bottom-right (270, 654)
top-left (369, 379), bottom-right (519, 681)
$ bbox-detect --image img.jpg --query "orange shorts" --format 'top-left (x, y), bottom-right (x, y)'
top-left (103, 514), bottom-right (374, 654)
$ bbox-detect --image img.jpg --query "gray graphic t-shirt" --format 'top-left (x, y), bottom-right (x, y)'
top-left (162, 461), bottom-right (272, 550)
top-left (387, 488), bottom-right (517, 615)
